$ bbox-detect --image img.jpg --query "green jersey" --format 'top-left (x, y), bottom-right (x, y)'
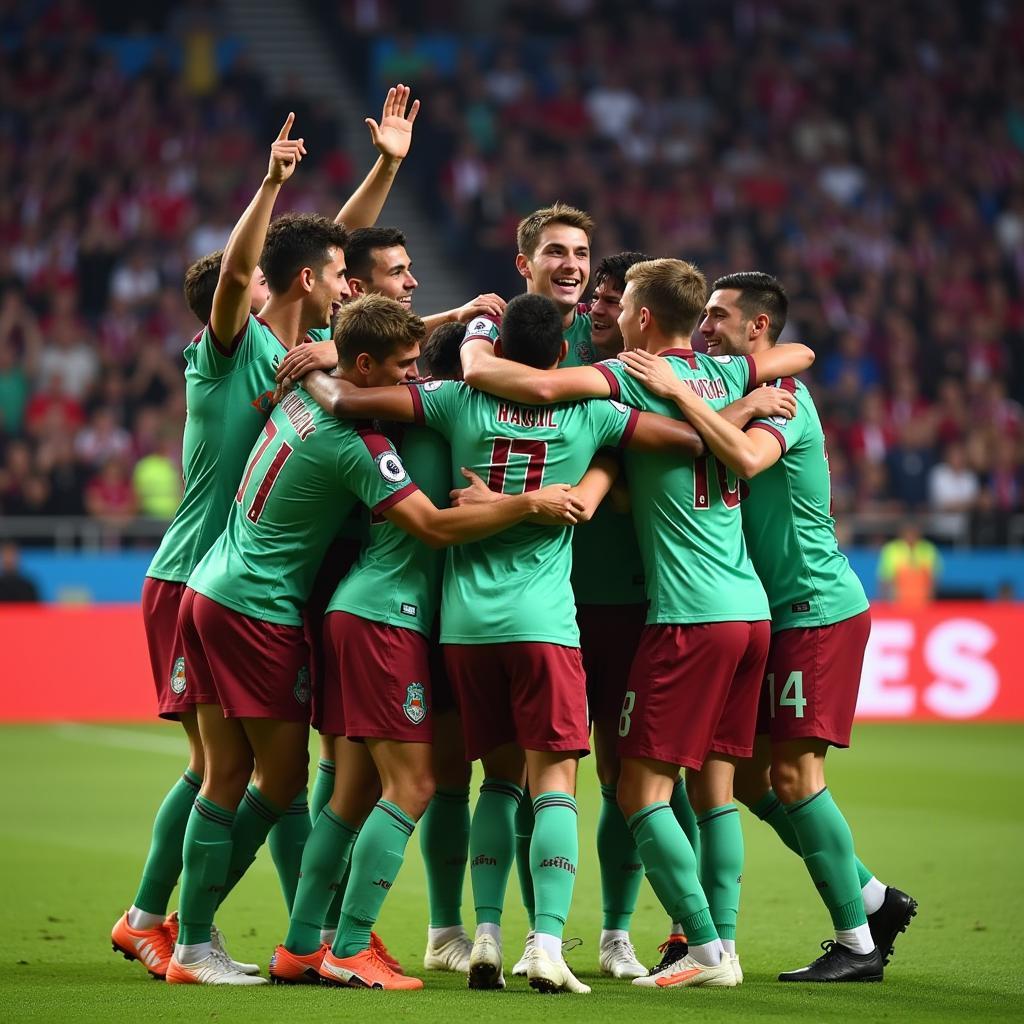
top-left (463, 306), bottom-right (597, 368)
top-left (596, 351), bottom-right (769, 624)
top-left (742, 378), bottom-right (869, 632)
top-left (326, 426), bottom-right (449, 636)
top-left (147, 315), bottom-right (285, 584)
top-left (188, 387), bottom-right (418, 626)
top-left (571, 488), bottom-right (646, 605)
top-left (411, 380), bottom-right (639, 645)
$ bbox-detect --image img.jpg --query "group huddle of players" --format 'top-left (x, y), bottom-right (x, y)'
top-left (109, 87), bottom-right (917, 994)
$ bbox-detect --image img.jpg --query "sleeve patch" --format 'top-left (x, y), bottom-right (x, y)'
top-left (462, 316), bottom-right (500, 346)
top-left (376, 451), bottom-right (409, 484)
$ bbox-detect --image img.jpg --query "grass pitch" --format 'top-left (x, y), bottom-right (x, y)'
top-left (1, 722), bottom-right (1021, 1023)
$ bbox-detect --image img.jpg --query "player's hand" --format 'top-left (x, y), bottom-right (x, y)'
top-left (449, 467), bottom-right (503, 506)
top-left (268, 113), bottom-right (306, 184)
top-left (619, 349), bottom-right (686, 400)
top-left (276, 341), bottom-right (338, 383)
top-left (744, 385), bottom-right (798, 421)
top-left (272, 381), bottom-right (293, 405)
top-left (529, 484), bottom-right (586, 526)
top-left (456, 293), bottom-right (506, 324)
top-left (365, 84), bottom-right (420, 161)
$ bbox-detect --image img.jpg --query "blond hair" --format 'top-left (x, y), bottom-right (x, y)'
top-left (624, 258), bottom-right (707, 337)
top-left (516, 202), bottom-right (595, 259)
top-left (333, 293), bottom-right (424, 368)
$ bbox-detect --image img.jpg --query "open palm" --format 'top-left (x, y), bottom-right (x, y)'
top-left (365, 83), bottom-right (420, 160)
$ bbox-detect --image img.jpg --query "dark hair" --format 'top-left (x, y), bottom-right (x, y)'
top-left (593, 251), bottom-right (649, 294)
top-left (333, 293), bottom-right (424, 369)
top-left (259, 213), bottom-right (349, 295)
top-left (500, 293), bottom-right (564, 369)
top-left (420, 321), bottom-right (465, 380)
top-left (344, 226), bottom-right (408, 281)
top-left (183, 250), bottom-right (222, 324)
top-left (712, 271), bottom-right (789, 343)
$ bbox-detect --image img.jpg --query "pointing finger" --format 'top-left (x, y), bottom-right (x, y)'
top-left (277, 111), bottom-right (295, 141)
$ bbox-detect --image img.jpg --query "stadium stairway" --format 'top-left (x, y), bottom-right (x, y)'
top-left (220, 0), bottom-right (473, 318)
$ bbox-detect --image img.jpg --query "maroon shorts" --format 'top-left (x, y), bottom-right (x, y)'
top-left (577, 603), bottom-right (645, 731)
top-left (320, 611), bottom-right (432, 742)
top-left (178, 588), bottom-right (312, 723)
top-left (141, 577), bottom-right (197, 719)
top-left (443, 642), bottom-right (589, 761)
top-left (618, 620), bottom-right (771, 770)
top-left (429, 638), bottom-right (457, 715)
top-left (756, 610), bottom-right (871, 748)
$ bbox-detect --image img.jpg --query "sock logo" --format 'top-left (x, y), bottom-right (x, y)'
top-left (539, 856), bottom-right (576, 875)
top-left (402, 682), bottom-right (428, 725)
top-left (373, 877), bottom-right (392, 890)
top-left (471, 854), bottom-right (497, 867)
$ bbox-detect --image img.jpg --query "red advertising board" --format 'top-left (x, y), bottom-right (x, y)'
top-left (1, 602), bottom-right (1022, 722)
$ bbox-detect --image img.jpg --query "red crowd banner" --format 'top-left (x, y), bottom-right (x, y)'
top-left (1, 602), bottom-right (1022, 723)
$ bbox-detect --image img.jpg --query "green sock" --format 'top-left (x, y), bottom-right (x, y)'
top-left (671, 775), bottom-right (702, 865)
top-left (268, 794), bottom-right (312, 915)
top-left (470, 778), bottom-right (523, 926)
top-left (132, 768), bottom-right (200, 915)
top-left (530, 792), bottom-right (579, 940)
top-left (333, 801), bottom-right (415, 958)
top-left (309, 759), bottom-right (335, 823)
top-left (178, 797), bottom-right (235, 946)
top-left (420, 786), bottom-right (470, 927)
top-left (697, 804), bottom-right (743, 942)
top-left (597, 783), bottom-right (643, 931)
top-left (751, 788), bottom-right (803, 856)
top-left (855, 858), bottom-right (874, 889)
top-left (514, 787), bottom-right (536, 929)
top-left (785, 788), bottom-right (867, 930)
top-left (628, 802), bottom-right (718, 946)
top-left (284, 807), bottom-right (359, 954)
top-left (218, 784), bottom-right (284, 905)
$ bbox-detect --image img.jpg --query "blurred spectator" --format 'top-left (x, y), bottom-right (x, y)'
top-left (928, 443), bottom-right (979, 541)
top-left (878, 522), bottom-right (942, 608)
top-left (0, 543), bottom-right (40, 602)
top-left (133, 437), bottom-right (183, 518)
top-left (85, 458), bottom-right (138, 526)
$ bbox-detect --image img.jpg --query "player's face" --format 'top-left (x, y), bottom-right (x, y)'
top-left (519, 225), bottom-right (590, 314)
top-left (617, 282), bottom-right (643, 350)
top-left (249, 266), bottom-right (270, 312)
top-left (364, 246), bottom-right (418, 308)
top-left (366, 341), bottom-right (420, 386)
top-left (699, 289), bottom-right (751, 356)
top-left (589, 279), bottom-right (624, 350)
top-left (313, 247), bottom-right (352, 327)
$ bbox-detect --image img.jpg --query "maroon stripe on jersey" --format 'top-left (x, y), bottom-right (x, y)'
top-left (408, 383), bottom-right (425, 425)
top-left (778, 376), bottom-right (797, 393)
top-left (748, 421), bottom-right (787, 454)
top-left (659, 347), bottom-right (699, 369)
top-left (488, 437), bottom-right (511, 492)
top-left (594, 362), bottom-right (620, 399)
top-left (616, 407), bottom-right (641, 448)
top-left (206, 319), bottom-right (249, 358)
top-left (743, 354), bottom-right (757, 393)
top-left (372, 480), bottom-right (419, 515)
top-left (247, 441), bottom-right (293, 522)
top-left (356, 428), bottom-right (397, 458)
top-left (253, 315), bottom-right (289, 351)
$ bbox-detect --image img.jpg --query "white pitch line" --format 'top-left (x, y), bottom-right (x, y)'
top-left (52, 722), bottom-right (187, 756)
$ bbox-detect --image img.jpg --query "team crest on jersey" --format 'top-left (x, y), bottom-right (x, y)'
top-left (169, 656), bottom-right (187, 695)
top-left (293, 666), bottom-right (311, 705)
top-left (421, 379), bottom-right (444, 392)
top-left (376, 451), bottom-right (408, 484)
top-left (402, 682), bottom-right (427, 725)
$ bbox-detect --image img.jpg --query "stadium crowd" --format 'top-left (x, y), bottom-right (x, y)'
top-left (1, 0), bottom-right (1023, 543)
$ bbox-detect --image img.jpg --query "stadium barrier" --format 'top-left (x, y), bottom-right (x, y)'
top-left (1, 602), bottom-right (1022, 722)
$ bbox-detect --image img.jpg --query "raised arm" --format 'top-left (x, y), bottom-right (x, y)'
top-left (460, 337), bottom-right (611, 403)
top-left (301, 372), bottom-right (417, 422)
top-left (750, 343), bottom-right (815, 384)
top-left (211, 114), bottom-right (305, 346)
top-left (333, 85), bottom-right (419, 228)
top-left (422, 294), bottom-right (507, 336)
top-left (384, 484), bottom-right (583, 548)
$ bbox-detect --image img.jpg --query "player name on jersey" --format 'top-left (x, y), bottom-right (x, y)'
top-left (496, 402), bottom-right (558, 428)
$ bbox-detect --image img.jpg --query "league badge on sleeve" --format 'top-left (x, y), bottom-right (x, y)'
top-left (376, 451), bottom-right (408, 484)
top-left (402, 682), bottom-right (428, 725)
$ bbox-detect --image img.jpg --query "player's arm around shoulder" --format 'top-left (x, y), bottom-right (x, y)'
top-left (748, 342), bottom-right (814, 386)
top-left (296, 371), bottom-right (417, 423)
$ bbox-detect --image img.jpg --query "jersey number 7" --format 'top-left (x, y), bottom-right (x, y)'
top-left (487, 437), bottom-right (548, 494)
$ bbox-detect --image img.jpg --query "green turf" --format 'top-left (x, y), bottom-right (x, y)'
top-left (2, 723), bottom-right (1021, 1023)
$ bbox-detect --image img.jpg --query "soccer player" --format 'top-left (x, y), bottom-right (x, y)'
top-left (458, 259), bottom-right (815, 989)
top-left (170, 294), bottom-right (582, 987)
top-left (620, 271), bottom-right (917, 982)
top-left (292, 291), bottom-right (709, 994)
